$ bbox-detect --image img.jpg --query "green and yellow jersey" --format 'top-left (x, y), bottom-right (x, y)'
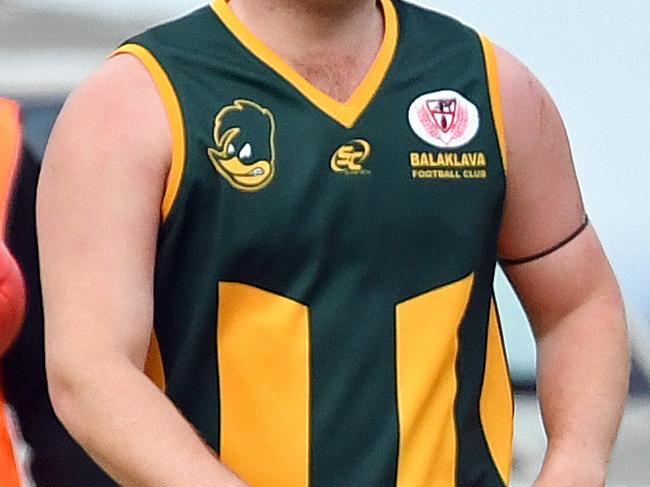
top-left (114, 0), bottom-right (513, 485)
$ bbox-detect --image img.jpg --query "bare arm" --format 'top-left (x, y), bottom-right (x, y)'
top-left (39, 55), bottom-right (246, 487)
top-left (495, 46), bottom-right (629, 485)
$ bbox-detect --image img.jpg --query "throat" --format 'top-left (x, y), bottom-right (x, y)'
top-left (289, 51), bottom-right (379, 103)
top-left (228, 0), bottom-right (385, 103)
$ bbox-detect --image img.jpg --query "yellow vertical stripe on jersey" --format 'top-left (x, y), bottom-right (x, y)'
top-left (144, 332), bottom-right (166, 392)
top-left (110, 44), bottom-right (186, 222)
top-left (210, 0), bottom-right (399, 129)
top-left (395, 274), bottom-right (475, 487)
top-left (479, 299), bottom-right (514, 484)
top-left (479, 35), bottom-right (509, 174)
top-left (218, 282), bottom-right (310, 487)
top-left (0, 98), bottom-right (22, 237)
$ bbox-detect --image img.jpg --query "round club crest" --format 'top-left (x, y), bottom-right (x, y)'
top-left (408, 90), bottom-right (480, 149)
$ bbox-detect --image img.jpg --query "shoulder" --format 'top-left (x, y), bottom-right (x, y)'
top-left (490, 44), bottom-right (586, 258)
top-left (45, 53), bottom-right (171, 176)
top-left (491, 45), bottom-right (556, 165)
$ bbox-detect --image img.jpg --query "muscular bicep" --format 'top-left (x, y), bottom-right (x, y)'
top-left (495, 45), bottom-right (586, 262)
top-left (493, 45), bottom-right (622, 324)
top-left (38, 54), bottom-right (171, 371)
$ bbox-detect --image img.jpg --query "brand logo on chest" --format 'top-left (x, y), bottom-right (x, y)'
top-left (330, 139), bottom-right (372, 175)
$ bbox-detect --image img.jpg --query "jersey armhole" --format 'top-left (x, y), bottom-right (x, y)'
top-left (110, 44), bottom-right (187, 223)
top-left (479, 35), bottom-right (509, 176)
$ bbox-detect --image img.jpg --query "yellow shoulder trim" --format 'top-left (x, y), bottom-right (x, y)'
top-left (0, 98), bottom-right (22, 237)
top-left (479, 35), bottom-right (509, 175)
top-left (110, 44), bottom-right (186, 221)
top-left (210, 0), bottom-right (399, 129)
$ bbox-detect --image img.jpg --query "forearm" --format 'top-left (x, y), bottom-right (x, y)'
top-left (534, 293), bottom-right (628, 484)
top-left (49, 355), bottom-right (246, 487)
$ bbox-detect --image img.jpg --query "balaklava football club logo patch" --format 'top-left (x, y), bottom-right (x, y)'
top-left (408, 90), bottom-right (480, 149)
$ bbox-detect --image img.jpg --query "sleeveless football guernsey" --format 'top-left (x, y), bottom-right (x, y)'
top-left (114, 1), bottom-right (513, 485)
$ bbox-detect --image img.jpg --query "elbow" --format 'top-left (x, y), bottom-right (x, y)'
top-left (46, 347), bottom-right (138, 444)
top-left (47, 355), bottom-right (89, 439)
top-left (46, 351), bottom-right (114, 446)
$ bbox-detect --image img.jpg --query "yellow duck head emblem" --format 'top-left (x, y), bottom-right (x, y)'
top-left (208, 99), bottom-right (276, 192)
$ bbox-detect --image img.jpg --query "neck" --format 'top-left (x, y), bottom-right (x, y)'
top-left (228, 0), bottom-right (381, 51)
top-left (227, 0), bottom-right (385, 102)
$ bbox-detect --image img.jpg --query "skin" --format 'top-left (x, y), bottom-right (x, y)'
top-left (39, 55), bottom-right (246, 487)
top-left (39, 1), bottom-right (628, 485)
top-left (496, 47), bottom-right (628, 486)
top-left (228, 0), bottom-right (384, 102)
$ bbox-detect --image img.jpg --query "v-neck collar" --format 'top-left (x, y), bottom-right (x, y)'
top-left (211, 0), bottom-right (399, 129)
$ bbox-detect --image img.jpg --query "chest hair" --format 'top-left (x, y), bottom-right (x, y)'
top-left (290, 52), bottom-right (376, 102)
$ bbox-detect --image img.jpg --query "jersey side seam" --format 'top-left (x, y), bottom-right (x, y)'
top-left (477, 296), bottom-right (514, 485)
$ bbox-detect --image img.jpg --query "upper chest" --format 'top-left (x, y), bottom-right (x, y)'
top-left (172, 85), bottom-right (504, 271)
top-left (287, 54), bottom-right (376, 105)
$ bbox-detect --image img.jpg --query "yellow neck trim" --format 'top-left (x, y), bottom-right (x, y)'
top-left (211, 0), bottom-right (399, 129)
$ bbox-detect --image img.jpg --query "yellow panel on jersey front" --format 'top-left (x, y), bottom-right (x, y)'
top-left (479, 300), bottom-right (514, 484)
top-left (217, 282), bottom-right (310, 487)
top-left (395, 274), bottom-right (474, 487)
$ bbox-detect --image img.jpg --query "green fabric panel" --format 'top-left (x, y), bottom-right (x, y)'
top-left (125, 1), bottom-right (508, 485)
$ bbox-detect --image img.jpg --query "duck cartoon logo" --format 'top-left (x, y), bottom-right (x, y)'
top-left (208, 99), bottom-right (276, 192)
